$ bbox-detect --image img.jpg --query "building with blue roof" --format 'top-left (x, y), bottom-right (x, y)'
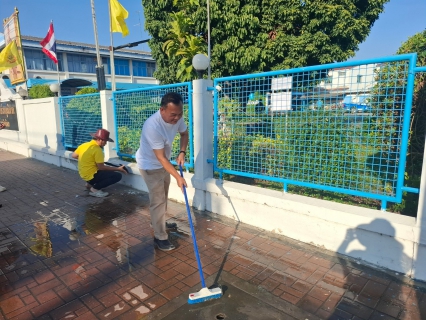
top-left (0, 34), bottom-right (159, 96)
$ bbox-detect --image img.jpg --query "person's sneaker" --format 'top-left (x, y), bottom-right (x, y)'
top-left (0, 185), bottom-right (6, 192)
top-left (166, 222), bottom-right (177, 229)
top-left (154, 238), bottom-right (176, 251)
top-left (89, 190), bottom-right (109, 198)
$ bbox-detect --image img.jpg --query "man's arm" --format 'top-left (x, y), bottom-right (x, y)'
top-left (153, 148), bottom-right (187, 191)
top-left (176, 130), bottom-right (189, 166)
top-left (96, 162), bottom-right (128, 174)
top-left (71, 152), bottom-right (79, 159)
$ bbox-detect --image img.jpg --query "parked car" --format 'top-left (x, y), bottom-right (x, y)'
top-left (342, 94), bottom-right (371, 113)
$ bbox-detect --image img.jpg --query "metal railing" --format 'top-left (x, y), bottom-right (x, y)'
top-left (112, 83), bottom-right (194, 168)
top-left (59, 93), bottom-right (102, 149)
top-left (212, 53), bottom-right (421, 210)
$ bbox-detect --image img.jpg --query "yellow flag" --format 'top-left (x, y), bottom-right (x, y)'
top-left (110, 0), bottom-right (129, 37)
top-left (0, 41), bottom-right (22, 73)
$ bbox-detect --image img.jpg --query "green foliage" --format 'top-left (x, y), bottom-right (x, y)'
top-left (28, 84), bottom-right (54, 99)
top-left (216, 91), bottom-right (383, 192)
top-left (117, 126), bottom-right (141, 155)
top-left (76, 87), bottom-right (98, 95)
top-left (65, 93), bottom-right (101, 115)
top-left (143, 0), bottom-right (389, 83)
top-left (162, 11), bottom-right (207, 82)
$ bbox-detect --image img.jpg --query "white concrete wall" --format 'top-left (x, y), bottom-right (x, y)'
top-left (1, 86), bottom-right (425, 282)
top-left (23, 97), bottom-right (63, 151)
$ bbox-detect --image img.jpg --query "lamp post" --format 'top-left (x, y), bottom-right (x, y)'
top-left (49, 83), bottom-right (60, 97)
top-left (192, 54), bottom-right (210, 79)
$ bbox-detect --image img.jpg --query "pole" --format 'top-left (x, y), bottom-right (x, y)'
top-left (56, 63), bottom-right (61, 97)
top-left (108, 0), bottom-right (116, 92)
top-left (91, 0), bottom-right (106, 90)
top-left (51, 20), bottom-right (61, 97)
top-left (91, 0), bottom-right (102, 67)
top-left (207, 0), bottom-right (211, 80)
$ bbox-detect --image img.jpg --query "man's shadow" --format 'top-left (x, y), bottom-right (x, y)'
top-left (331, 218), bottom-right (424, 319)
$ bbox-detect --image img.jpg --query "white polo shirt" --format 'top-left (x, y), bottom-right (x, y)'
top-left (136, 110), bottom-right (187, 170)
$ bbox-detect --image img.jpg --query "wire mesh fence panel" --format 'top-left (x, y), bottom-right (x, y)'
top-left (213, 54), bottom-right (416, 204)
top-left (113, 83), bottom-right (193, 167)
top-left (59, 93), bottom-right (102, 149)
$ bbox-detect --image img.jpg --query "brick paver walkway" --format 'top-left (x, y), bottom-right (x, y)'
top-left (0, 149), bottom-right (425, 319)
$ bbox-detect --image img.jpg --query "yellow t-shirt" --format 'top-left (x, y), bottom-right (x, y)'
top-left (75, 140), bottom-right (104, 181)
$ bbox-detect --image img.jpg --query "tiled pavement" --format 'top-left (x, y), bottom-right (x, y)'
top-left (0, 148), bottom-right (425, 320)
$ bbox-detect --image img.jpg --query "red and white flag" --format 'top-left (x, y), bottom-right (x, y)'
top-left (40, 22), bottom-right (58, 64)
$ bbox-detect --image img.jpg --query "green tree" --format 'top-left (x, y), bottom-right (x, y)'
top-left (162, 12), bottom-right (206, 81)
top-left (28, 84), bottom-right (54, 99)
top-left (143, 0), bottom-right (389, 83)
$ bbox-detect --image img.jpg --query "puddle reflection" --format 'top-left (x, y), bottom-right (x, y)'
top-left (2, 192), bottom-right (204, 275)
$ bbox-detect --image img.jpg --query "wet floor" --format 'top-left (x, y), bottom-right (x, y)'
top-left (1, 150), bottom-right (426, 320)
top-left (161, 282), bottom-right (298, 320)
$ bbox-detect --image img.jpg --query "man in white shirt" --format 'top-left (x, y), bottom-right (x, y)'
top-left (136, 92), bottom-right (188, 251)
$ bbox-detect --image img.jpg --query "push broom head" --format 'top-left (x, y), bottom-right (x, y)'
top-left (188, 287), bottom-right (223, 304)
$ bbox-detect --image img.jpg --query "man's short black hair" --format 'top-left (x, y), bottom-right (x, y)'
top-left (161, 92), bottom-right (183, 108)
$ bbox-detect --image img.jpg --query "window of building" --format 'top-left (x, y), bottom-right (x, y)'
top-left (25, 49), bottom-right (63, 71)
top-left (114, 59), bottom-right (129, 76)
top-left (338, 71), bottom-right (346, 77)
top-left (101, 58), bottom-right (129, 75)
top-left (67, 53), bottom-right (97, 73)
top-left (133, 61), bottom-right (156, 77)
top-left (357, 75), bottom-right (363, 83)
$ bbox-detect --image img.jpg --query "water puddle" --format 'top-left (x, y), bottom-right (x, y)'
top-left (1, 193), bottom-right (149, 274)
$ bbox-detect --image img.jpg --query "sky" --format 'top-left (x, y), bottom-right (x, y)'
top-left (0, 0), bottom-right (425, 61)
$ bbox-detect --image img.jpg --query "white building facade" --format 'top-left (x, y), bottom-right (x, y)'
top-left (1, 35), bottom-right (159, 96)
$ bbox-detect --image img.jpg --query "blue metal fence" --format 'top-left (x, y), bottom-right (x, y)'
top-left (212, 53), bottom-right (420, 209)
top-left (59, 93), bottom-right (102, 149)
top-left (112, 83), bottom-right (193, 168)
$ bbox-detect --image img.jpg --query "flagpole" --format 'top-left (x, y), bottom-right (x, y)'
top-left (91, 0), bottom-right (106, 90)
top-left (56, 63), bottom-right (61, 97)
top-left (52, 20), bottom-right (61, 97)
top-left (108, 0), bottom-right (116, 92)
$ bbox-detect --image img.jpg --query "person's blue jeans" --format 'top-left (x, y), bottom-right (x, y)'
top-left (86, 170), bottom-right (122, 190)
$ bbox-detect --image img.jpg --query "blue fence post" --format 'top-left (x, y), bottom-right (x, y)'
top-left (395, 53), bottom-right (417, 203)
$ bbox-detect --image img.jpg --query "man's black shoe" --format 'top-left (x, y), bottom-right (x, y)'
top-left (154, 238), bottom-right (176, 251)
top-left (166, 222), bottom-right (177, 229)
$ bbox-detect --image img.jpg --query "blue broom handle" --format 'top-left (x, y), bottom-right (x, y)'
top-left (179, 165), bottom-right (206, 288)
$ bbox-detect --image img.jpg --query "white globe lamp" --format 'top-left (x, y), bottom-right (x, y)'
top-left (192, 54), bottom-right (209, 79)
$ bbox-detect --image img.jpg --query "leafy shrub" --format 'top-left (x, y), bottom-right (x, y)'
top-left (76, 87), bottom-right (98, 95)
top-left (28, 84), bottom-right (54, 99)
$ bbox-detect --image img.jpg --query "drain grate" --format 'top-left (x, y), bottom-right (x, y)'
top-left (215, 313), bottom-right (226, 320)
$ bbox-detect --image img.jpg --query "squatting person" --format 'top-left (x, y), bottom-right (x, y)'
top-left (136, 92), bottom-right (189, 252)
top-left (72, 128), bottom-right (127, 198)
